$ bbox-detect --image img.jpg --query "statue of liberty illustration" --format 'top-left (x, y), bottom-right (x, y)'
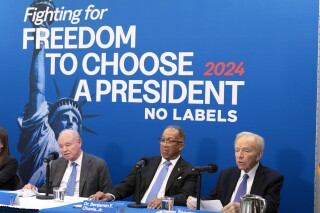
top-left (18, 0), bottom-right (97, 186)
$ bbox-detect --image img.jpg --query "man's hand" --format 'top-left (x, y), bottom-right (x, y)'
top-left (22, 183), bottom-right (37, 190)
top-left (186, 196), bottom-right (196, 209)
top-left (222, 202), bottom-right (240, 213)
top-left (89, 191), bottom-right (113, 201)
top-left (147, 197), bottom-right (161, 209)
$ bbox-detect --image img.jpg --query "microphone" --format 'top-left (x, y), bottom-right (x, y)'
top-left (192, 163), bottom-right (218, 173)
top-left (37, 151), bottom-right (59, 200)
top-left (44, 151), bottom-right (59, 163)
top-left (128, 158), bottom-right (149, 208)
top-left (135, 158), bottom-right (148, 169)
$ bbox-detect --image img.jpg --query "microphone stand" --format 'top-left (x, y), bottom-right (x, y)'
top-left (36, 159), bottom-right (54, 199)
top-left (195, 172), bottom-right (202, 210)
top-left (127, 167), bottom-right (148, 208)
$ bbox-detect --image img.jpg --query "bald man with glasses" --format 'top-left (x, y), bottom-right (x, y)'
top-left (90, 125), bottom-right (197, 209)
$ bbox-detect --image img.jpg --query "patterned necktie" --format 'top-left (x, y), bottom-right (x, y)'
top-left (145, 160), bottom-right (172, 203)
top-left (234, 173), bottom-right (249, 202)
top-left (65, 162), bottom-right (77, 196)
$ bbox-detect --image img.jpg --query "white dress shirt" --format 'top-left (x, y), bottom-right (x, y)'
top-left (230, 162), bottom-right (259, 203)
top-left (59, 152), bottom-right (83, 197)
top-left (141, 156), bottom-right (180, 203)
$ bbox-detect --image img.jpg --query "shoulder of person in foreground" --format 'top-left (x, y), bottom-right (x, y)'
top-left (82, 152), bottom-right (113, 190)
top-left (252, 164), bottom-right (284, 213)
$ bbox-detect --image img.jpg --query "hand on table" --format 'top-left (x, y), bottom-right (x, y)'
top-left (89, 191), bottom-right (113, 201)
top-left (221, 202), bottom-right (240, 213)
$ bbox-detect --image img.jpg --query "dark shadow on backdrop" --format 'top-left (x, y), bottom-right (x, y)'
top-left (195, 137), bottom-right (220, 196)
top-left (103, 142), bottom-right (133, 201)
top-left (276, 148), bottom-right (313, 213)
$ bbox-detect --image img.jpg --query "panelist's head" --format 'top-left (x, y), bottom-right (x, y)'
top-left (58, 129), bottom-right (82, 162)
top-left (160, 125), bottom-right (185, 160)
top-left (234, 131), bottom-right (264, 173)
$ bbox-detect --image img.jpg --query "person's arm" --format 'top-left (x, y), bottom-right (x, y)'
top-left (166, 162), bottom-right (198, 206)
top-left (0, 157), bottom-right (18, 186)
top-left (186, 196), bottom-right (196, 209)
top-left (23, 183), bottom-right (38, 190)
top-left (263, 174), bottom-right (284, 213)
top-left (89, 192), bottom-right (114, 201)
top-left (107, 165), bottom-right (138, 200)
top-left (89, 165), bottom-right (138, 201)
top-left (172, 173), bottom-right (197, 206)
top-left (202, 172), bottom-right (223, 201)
top-left (98, 160), bottom-right (112, 192)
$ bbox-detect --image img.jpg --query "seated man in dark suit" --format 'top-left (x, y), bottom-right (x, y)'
top-left (89, 125), bottom-right (197, 209)
top-left (23, 129), bottom-right (112, 197)
top-left (187, 131), bottom-right (284, 213)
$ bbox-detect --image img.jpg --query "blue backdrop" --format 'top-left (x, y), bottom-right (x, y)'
top-left (0, 0), bottom-right (318, 212)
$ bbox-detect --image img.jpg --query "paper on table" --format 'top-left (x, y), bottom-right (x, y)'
top-left (15, 189), bottom-right (39, 197)
top-left (189, 197), bottom-right (223, 212)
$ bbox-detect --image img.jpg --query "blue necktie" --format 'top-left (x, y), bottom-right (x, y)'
top-left (145, 161), bottom-right (172, 203)
top-left (65, 162), bottom-right (77, 196)
top-left (234, 173), bottom-right (249, 202)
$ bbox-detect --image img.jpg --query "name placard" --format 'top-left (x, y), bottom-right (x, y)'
top-left (80, 200), bottom-right (125, 213)
top-left (0, 191), bottom-right (18, 205)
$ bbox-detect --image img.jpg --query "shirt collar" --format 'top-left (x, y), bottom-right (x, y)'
top-left (161, 155), bottom-right (180, 167)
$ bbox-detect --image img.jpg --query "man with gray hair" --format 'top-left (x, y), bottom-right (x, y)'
top-left (24, 129), bottom-right (112, 197)
top-left (187, 131), bottom-right (284, 213)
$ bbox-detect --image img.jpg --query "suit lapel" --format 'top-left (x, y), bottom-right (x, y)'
top-left (225, 168), bottom-right (241, 203)
top-left (79, 153), bottom-right (89, 197)
top-left (53, 159), bottom-right (68, 186)
top-left (141, 157), bottom-right (161, 195)
top-left (250, 163), bottom-right (264, 194)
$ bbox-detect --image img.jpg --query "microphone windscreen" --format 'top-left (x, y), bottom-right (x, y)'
top-left (141, 158), bottom-right (148, 166)
top-left (51, 151), bottom-right (59, 160)
top-left (135, 158), bottom-right (148, 168)
top-left (208, 163), bottom-right (218, 173)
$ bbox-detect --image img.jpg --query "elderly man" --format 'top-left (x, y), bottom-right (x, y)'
top-left (24, 129), bottom-right (112, 197)
top-left (89, 125), bottom-right (197, 209)
top-left (187, 131), bottom-right (284, 213)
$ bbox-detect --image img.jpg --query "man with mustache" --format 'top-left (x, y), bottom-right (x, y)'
top-left (90, 125), bottom-right (197, 209)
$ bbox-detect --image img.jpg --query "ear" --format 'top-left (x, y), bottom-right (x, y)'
top-left (179, 143), bottom-right (184, 151)
top-left (256, 151), bottom-right (263, 161)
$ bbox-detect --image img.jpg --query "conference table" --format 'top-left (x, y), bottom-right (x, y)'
top-left (0, 194), bottom-right (218, 213)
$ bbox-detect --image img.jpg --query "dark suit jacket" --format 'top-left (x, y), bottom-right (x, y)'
top-left (0, 156), bottom-right (19, 190)
top-left (203, 163), bottom-right (284, 213)
top-left (108, 156), bottom-right (197, 206)
top-left (39, 152), bottom-right (112, 197)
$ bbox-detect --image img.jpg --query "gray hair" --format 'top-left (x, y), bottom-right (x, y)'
top-left (165, 125), bottom-right (186, 142)
top-left (58, 129), bottom-right (81, 141)
top-left (235, 131), bottom-right (264, 152)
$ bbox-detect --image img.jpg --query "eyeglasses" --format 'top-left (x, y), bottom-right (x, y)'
top-left (159, 138), bottom-right (183, 146)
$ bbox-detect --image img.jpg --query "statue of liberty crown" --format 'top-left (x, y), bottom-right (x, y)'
top-left (48, 78), bottom-right (99, 135)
